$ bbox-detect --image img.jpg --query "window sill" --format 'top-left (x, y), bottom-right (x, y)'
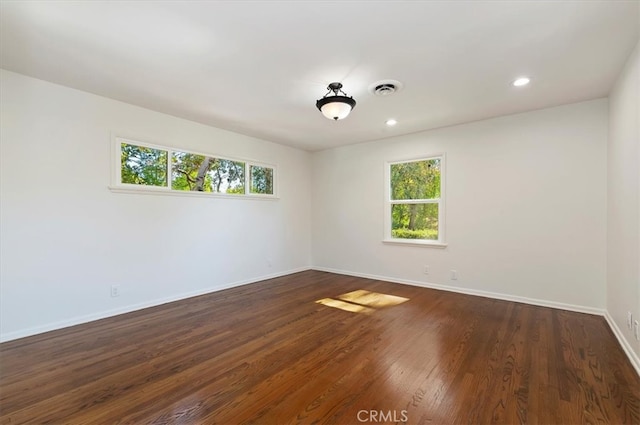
top-left (108, 185), bottom-right (279, 200)
top-left (382, 239), bottom-right (448, 248)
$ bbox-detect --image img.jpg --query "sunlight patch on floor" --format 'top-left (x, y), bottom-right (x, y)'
top-left (316, 289), bottom-right (409, 314)
top-left (337, 290), bottom-right (409, 308)
top-left (315, 298), bottom-right (375, 314)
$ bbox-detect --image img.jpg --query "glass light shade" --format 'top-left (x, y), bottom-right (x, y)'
top-left (320, 100), bottom-right (352, 120)
top-left (316, 83), bottom-right (356, 120)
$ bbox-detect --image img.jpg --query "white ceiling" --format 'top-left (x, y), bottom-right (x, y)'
top-left (1, 1), bottom-right (638, 151)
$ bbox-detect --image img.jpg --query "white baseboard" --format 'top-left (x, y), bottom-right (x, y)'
top-left (0, 267), bottom-right (311, 343)
top-left (603, 311), bottom-right (640, 376)
top-left (312, 266), bottom-right (605, 315)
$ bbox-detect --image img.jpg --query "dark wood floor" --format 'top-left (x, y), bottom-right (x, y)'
top-left (1, 271), bottom-right (638, 424)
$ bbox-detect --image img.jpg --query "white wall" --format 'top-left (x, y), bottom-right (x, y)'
top-left (0, 70), bottom-right (312, 341)
top-left (607, 40), bottom-right (640, 360)
top-left (312, 100), bottom-right (608, 311)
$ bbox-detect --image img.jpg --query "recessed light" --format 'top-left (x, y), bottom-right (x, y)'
top-left (386, 119), bottom-right (397, 126)
top-left (513, 77), bottom-right (531, 87)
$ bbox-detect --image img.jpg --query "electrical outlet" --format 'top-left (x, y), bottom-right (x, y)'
top-left (634, 320), bottom-right (639, 341)
top-left (110, 285), bottom-right (121, 298)
top-left (423, 265), bottom-right (430, 275)
top-left (450, 270), bottom-right (458, 280)
top-left (628, 312), bottom-right (633, 329)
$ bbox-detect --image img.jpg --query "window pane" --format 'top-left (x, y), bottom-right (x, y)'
top-left (390, 158), bottom-right (441, 200)
top-left (171, 151), bottom-right (210, 191)
top-left (211, 159), bottom-right (245, 194)
top-left (250, 165), bottom-right (274, 194)
top-left (121, 143), bottom-right (167, 187)
top-left (172, 153), bottom-right (245, 193)
top-left (391, 203), bottom-right (438, 240)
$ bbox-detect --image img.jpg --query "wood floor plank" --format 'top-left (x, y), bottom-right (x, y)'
top-left (1, 270), bottom-right (638, 424)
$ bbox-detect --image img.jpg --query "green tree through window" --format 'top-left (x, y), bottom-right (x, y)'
top-left (250, 165), bottom-right (274, 194)
top-left (117, 139), bottom-right (275, 198)
top-left (389, 158), bottom-right (442, 241)
top-left (121, 143), bottom-right (168, 187)
top-left (172, 152), bottom-right (245, 194)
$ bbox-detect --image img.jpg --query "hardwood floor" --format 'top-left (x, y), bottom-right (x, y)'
top-left (1, 270), bottom-right (638, 424)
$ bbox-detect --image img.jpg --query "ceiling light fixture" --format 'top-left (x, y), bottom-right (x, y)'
top-left (386, 119), bottom-right (397, 126)
top-left (513, 77), bottom-right (531, 87)
top-left (316, 82), bottom-right (356, 120)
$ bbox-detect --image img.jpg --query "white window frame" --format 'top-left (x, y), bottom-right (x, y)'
top-left (109, 136), bottom-right (278, 199)
top-left (383, 154), bottom-right (447, 248)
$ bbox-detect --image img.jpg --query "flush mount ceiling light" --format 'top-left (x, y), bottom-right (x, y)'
top-left (316, 82), bottom-right (356, 120)
top-left (386, 119), bottom-right (398, 126)
top-left (513, 77), bottom-right (531, 87)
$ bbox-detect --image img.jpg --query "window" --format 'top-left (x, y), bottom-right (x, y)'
top-left (250, 165), bottom-right (274, 195)
top-left (120, 143), bottom-right (168, 187)
top-left (384, 155), bottom-right (445, 246)
top-left (114, 138), bottom-right (276, 198)
top-left (172, 151), bottom-right (245, 194)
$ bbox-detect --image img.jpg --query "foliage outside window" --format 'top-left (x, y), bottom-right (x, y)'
top-left (250, 165), bottom-right (274, 195)
top-left (386, 156), bottom-right (444, 245)
top-left (171, 152), bottom-right (245, 194)
top-left (117, 139), bottom-right (275, 198)
top-left (121, 144), bottom-right (168, 187)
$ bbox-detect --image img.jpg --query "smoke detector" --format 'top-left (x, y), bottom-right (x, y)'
top-left (368, 79), bottom-right (404, 96)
